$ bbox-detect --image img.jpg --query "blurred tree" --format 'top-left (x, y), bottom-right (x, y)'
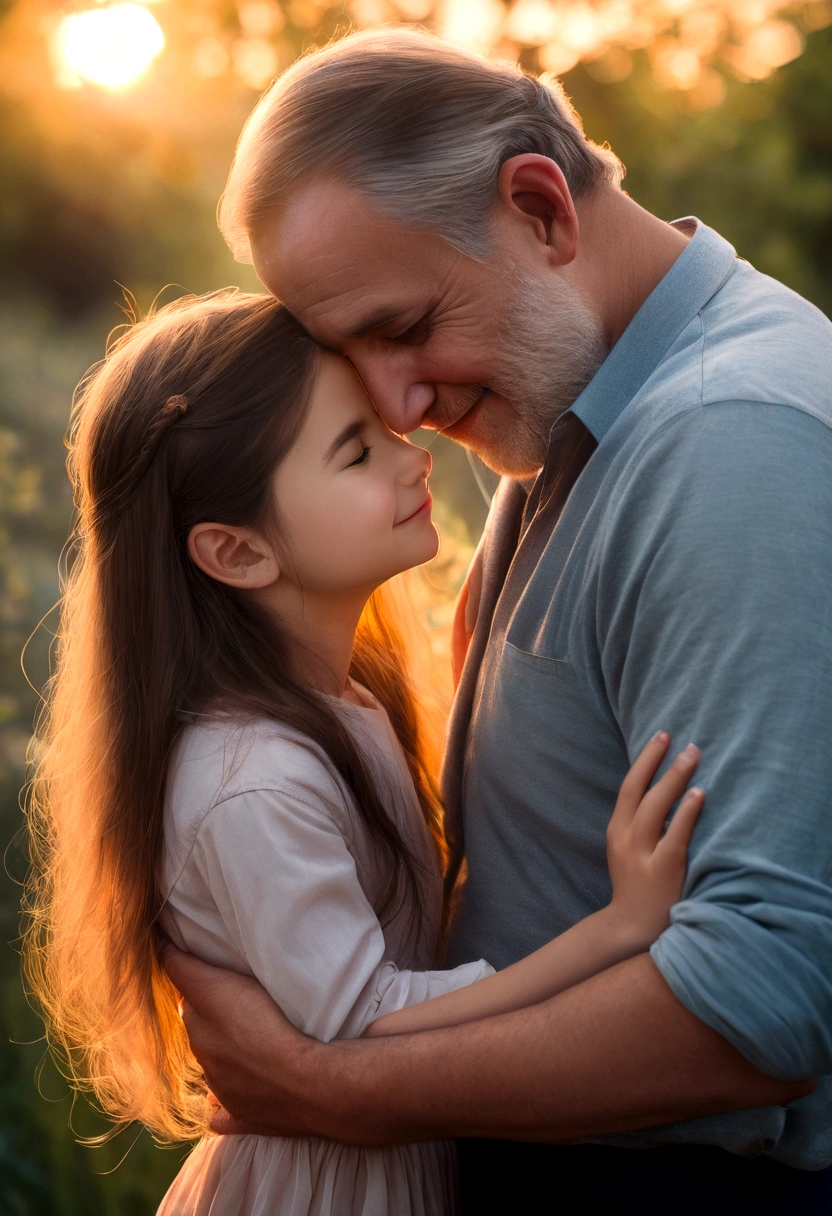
top-left (568, 22), bottom-right (832, 317)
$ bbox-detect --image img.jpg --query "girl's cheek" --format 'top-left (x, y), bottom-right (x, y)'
top-left (301, 479), bottom-right (395, 546)
top-left (359, 476), bottom-right (399, 519)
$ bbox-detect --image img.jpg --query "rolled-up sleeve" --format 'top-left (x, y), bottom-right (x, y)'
top-left (599, 400), bottom-right (832, 1080)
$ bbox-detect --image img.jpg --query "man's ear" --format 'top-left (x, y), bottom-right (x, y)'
top-left (497, 154), bottom-right (579, 266)
top-left (187, 522), bottom-right (279, 589)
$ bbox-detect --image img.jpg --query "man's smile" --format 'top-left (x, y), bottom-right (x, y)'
top-left (421, 385), bottom-right (494, 438)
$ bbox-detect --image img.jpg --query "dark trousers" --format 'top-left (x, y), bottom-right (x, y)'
top-left (456, 1140), bottom-right (832, 1215)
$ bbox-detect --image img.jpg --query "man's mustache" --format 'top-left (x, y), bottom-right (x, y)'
top-left (422, 384), bottom-right (490, 432)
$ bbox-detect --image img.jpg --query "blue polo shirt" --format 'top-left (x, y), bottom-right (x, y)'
top-left (445, 220), bottom-right (832, 1169)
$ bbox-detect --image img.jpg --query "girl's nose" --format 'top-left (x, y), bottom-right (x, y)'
top-left (402, 441), bottom-right (432, 485)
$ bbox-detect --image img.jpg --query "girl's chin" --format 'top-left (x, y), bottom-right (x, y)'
top-left (392, 528), bottom-right (441, 576)
top-left (415, 524), bottom-right (441, 565)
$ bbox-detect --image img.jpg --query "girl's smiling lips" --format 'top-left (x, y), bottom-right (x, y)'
top-left (395, 491), bottom-right (432, 526)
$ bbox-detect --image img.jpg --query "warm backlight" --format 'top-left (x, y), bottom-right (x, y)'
top-left (57, 3), bottom-right (165, 89)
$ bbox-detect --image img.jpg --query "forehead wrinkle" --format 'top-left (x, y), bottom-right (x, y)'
top-left (298, 285), bottom-right (389, 343)
top-left (282, 249), bottom-right (396, 312)
top-left (283, 256), bottom-right (367, 303)
top-left (275, 224), bottom-right (469, 343)
top-left (280, 219), bottom-right (442, 291)
top-left (292, 262), bottom-right (432, 342)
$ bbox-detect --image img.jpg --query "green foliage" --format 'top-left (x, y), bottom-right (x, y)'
top-left (569, 24), bottom-right (832, 316)
top-left (0, 14), bottom-right (829, 1213)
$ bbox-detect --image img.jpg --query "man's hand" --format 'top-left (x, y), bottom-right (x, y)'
top-left (162, 945), bottom-right (333, 1137)
top-left (163, 945), bottom-right (815, 1146)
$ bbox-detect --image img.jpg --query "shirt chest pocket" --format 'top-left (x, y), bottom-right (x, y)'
top-left (490, 639), bottom-right (624, 804)
top-left (489, 640), bottom-right (584, 767)
top-left (502, 640), bottom-right (577, 682)
top-left (465, 637), bottom-right (622, 890)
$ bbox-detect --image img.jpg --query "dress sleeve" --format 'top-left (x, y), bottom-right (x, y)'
top-left (598, 400), bottom-right (832, 1081)
top-left (190, 785), bottom-right (493, 1043)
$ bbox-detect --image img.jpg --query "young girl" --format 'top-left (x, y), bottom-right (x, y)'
top-left (25, 290), bottom-right (704, 1216)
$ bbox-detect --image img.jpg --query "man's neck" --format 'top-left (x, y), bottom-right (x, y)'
top-left (575, 187), bottom-right (692, 350)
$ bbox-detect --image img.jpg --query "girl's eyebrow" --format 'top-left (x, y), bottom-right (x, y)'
top-left (324, 419), bottom-right (365, 463)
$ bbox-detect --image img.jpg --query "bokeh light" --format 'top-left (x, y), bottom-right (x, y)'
top-left (42, 0), bottom-right (832, 104)
top-left (57, 3), bottom-right (165, 90)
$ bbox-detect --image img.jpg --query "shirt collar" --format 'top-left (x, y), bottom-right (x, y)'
top-left (568, 218), bottom-right (738, 445)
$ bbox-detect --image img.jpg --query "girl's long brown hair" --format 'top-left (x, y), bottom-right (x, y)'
top-left (23, 290), bottom-right (445, 1142)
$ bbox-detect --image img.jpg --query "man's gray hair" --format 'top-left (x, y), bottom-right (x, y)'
top-left (220, 27), bottom-right (624, 263)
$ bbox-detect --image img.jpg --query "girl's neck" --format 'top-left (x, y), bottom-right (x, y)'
top-left (252, 581), bottom-right (374, 699)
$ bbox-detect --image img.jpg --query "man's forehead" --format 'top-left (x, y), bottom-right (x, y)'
top-left (252, 179), bottom-right (446, 337)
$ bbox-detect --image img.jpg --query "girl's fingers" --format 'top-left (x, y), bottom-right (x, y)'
top-left (609, 731), bottom-right (671, 831)
top-left (660, 785), bottom-right (706, 854)
top-left (631, 744), bottom-right (701, 849)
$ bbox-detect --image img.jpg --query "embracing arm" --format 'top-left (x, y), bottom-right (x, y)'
top-left (362, 907), bottom-right (643, 1039)
top-left (164, 728), bottom-right (807, 1138)
top-left (165, 945), bottom-right (813, 1144)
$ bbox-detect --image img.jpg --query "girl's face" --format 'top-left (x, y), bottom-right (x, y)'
top-left (271, 353), bottom-right (439, 595)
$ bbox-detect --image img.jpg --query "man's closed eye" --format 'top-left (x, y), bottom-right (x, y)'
top-left (390, 315), bottom-right (432, 345)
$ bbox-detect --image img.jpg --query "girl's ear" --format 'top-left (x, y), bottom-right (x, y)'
top-left (187, 523), bottom-right (280, 589)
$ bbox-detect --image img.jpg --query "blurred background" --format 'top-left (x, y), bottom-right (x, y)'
top-left (0, 0), bottom-right (830, 1210)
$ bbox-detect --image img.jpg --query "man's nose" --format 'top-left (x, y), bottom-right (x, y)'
top-left (346, 349), bottom-right (435, 434)
top-left (399, 382), bottom-right (436, 434)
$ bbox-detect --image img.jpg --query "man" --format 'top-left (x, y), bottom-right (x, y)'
top-left (165, 29), bottom-right (832, 1213)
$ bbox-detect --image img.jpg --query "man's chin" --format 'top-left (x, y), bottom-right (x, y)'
top-left (470, 448), bottom-right (543, 479)
top-left (441, 400), bottom-right (543, 479)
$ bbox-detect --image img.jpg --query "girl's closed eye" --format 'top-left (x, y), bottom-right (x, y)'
top-left (346, 444), bottom-right (373, 468)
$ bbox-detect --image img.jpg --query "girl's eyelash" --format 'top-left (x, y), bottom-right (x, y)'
top-left (346, 445), bottom-right (373, 468)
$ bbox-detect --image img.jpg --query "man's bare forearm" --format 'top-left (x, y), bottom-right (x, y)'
top-left (167, 948), bottom-right (814, 1145)
top-left (292, 955), bottom-right (814, 1145)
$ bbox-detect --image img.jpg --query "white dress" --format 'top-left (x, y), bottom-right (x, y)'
top-left (157, 683), bottom-right (493, 1216)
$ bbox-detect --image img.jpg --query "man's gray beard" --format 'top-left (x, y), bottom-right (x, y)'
top-left (489, 270), bottom-right (608, 475)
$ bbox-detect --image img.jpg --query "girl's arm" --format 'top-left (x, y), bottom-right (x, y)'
top-left (364, 733), bottom-right (704, 1037)
top-left (169, 747), bottom-right (494, 1045)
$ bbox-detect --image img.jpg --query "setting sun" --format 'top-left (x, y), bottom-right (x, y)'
top-left (57, 3), bottom-right (165, 90)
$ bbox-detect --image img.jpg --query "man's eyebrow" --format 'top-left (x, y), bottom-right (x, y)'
top-left (324, 420), bottom-right (364, 463)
